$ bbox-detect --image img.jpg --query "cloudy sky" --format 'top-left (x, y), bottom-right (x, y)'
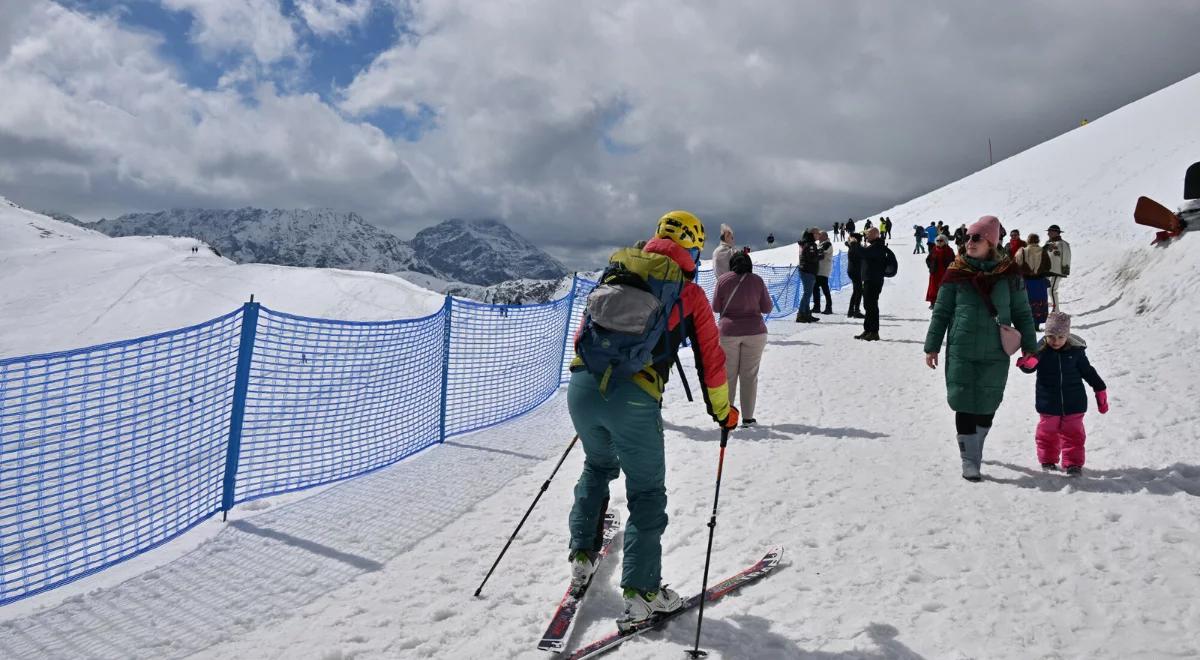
top-left (2, 1), bottom-right (1199, 268)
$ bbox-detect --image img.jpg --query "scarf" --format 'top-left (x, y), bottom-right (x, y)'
top-left (941, 254), bottom-right (1019, 316)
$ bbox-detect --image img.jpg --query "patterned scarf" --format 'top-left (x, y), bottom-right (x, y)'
top-left (941, 254), bottom-right (1019, 316)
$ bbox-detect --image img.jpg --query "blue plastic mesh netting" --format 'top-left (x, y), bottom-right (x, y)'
top-left (0, 310), bottom-right (243, 605)
top-left (233, 306), bottom-right (446, 503)
top-left (445, 297), bottom-right (572, 436)
top-left (560, 278), bottom-right (595, 382)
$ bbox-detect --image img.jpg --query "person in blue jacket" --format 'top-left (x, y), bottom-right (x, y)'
top-left (925, 222), bottom-right (939, 249)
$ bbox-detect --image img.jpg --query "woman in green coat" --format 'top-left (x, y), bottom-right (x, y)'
top-left (923, 215), bottom-right (1038, 482)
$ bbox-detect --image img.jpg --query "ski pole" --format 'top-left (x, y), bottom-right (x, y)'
top-left (685, 426), bottom-right (731, 659)
top-left (474, 434), bottom-right (579, 598)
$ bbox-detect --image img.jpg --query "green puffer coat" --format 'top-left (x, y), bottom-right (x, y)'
top-left (923, 257), bottom-right (1038, 415)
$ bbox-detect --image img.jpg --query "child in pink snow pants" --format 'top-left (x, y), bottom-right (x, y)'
top-left (1017, 312), bottom-right (1108, 477)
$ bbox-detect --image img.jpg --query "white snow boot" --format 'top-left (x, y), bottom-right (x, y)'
top-left (617, 585), bottom-right (683, 632)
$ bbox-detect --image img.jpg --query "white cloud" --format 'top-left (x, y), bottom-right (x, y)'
top-left (296, 0), bottom-right (374, 37)
top-left (3, 0), bottom-right (1200, 268)
top-left (0, 3), bottom-right (418, 221)
top-left (162, 0), bottom-right (299, 65)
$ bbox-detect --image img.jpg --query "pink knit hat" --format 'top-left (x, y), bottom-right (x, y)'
top-left (1044, 311), bottom-right (1071, 336)
top-left (967, 215), bottom-right (1002, 246)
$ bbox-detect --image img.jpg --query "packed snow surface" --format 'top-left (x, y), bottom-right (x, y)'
top-left (2, 72), bottom-right (1200, 659)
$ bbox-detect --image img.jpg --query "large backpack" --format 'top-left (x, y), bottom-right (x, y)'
top-left (575, 247), bottom-right (687, 392)
top-left (883, 246), bottom-right (899, 278)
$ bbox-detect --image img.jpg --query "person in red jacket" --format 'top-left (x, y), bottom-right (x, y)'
top-left (566, 210), bottom-right (737, 632)
top-left (1006, 229), bottom-right (1026, 259)
top-left (925, 234), bottom-right (956, 309)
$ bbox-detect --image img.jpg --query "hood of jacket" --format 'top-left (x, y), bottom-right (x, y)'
top-left (644, 236), bottom-right (698, 275)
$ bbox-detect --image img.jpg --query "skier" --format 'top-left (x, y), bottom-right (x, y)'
top-left (925, 234), bottom-right (955, 310)
top-left (1017, 312), bottom-right (1108, 476)
top-left (1044, 224), bottom-right (1072, 312)
top-left (567, 210), bottom-right (738, 632)
top-left (923, 215), bottom-right (1038, 481)
top-left (713, 223), bottom-right (736, 278)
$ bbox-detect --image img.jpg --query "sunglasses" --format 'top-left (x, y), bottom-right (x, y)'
top-left (967, 233), bottom-right (986, 243)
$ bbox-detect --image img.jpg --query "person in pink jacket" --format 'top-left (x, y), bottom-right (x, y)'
top-left (711, 251), bottom-right (774, 426)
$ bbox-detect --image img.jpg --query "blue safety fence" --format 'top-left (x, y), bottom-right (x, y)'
top-left (232, 306), bottom-right (446, 504)
top-left (0, 254), bottom-right (844, 606)
top-left (0, 310), bottom-right (243, 605)
top-left (444, 296), bottom-right (572, 437)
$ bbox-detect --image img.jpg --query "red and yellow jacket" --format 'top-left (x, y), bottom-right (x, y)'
top-left (572, 237), bottom-right (731, 423)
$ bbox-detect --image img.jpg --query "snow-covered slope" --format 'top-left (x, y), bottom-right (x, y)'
top-left (3, 73), bottom-right (1200, 660)
top-left (0, 200), bottom-right (445, 357)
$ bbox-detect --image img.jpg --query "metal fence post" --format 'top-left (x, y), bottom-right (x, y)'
top-left (438, 295), bottom-right (453, 443)
top-left (221, 301), bottom-right (260, 520)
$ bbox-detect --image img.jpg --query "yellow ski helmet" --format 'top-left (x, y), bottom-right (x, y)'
top-left (655, 210), bottom-right (705, 251)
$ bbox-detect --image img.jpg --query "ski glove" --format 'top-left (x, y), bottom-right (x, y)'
top-left (1096, 390), bottom-right (1109, 414)
top-left (720, 406), bottom-right (740, 429)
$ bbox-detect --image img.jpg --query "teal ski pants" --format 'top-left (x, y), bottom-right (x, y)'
top-left (567, 370), bottom-right (667, 592)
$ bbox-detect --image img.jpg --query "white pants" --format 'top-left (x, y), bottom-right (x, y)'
top-left (1049, 276), bottom-right (1064, 310)
top-left (719, 333), bottom-right (769, 420)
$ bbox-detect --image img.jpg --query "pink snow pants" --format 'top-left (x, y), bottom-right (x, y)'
top-left (1035, 413), bottom-right (1087, 468)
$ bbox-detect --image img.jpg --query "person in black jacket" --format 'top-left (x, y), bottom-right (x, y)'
top-left (795, 230), bottom-right (821, 323)
top-left (1017, 312), bottom-right (1108, 476)
top-left (845, 232), bottom-right (865, 318)
top-left (855, 228), bottom-right (889, 341)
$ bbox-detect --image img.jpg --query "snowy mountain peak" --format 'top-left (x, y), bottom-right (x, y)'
top-left (410, 218), bottom-right (568, 285)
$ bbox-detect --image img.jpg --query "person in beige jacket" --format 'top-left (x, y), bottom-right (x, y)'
top-left (712, 224), bottom-right (736, 278)
top-left (1044, 224), bottom-right (1072, 311)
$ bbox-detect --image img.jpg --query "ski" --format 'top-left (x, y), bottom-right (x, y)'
top-left (562, 546), bottom-right (783, 660)
top-left (537, 511), bottom-right (621, 653)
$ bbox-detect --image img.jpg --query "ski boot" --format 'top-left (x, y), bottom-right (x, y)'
top-left (617, 585), bottom-right (683, 633)
top-left (569, 549), bottom-right (599, 593)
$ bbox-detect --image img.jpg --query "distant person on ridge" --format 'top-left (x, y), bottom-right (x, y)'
top-left (923, 215), bottom-right (1038, 481)
top-left (713, 251), bottom-right (773, 427)
top-left (567, 210), bottom-right (737, 632)
top-left (845, 217), bottom-right (856, 235)
top-left (766, 232), bottom-right (775, 247)
top-left (1044, 224), bottom-right (1072, 312)
top-left (712, 223), bottom-right (736, 278)
top-left (912, 224), bottom-right (927, 254)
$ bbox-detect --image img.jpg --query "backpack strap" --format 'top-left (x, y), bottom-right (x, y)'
top-left (720, 274), bottom-right (748, 316)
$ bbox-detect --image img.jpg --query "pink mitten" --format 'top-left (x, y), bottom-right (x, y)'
top-left (1096, 390), bottom-right (1109, 414)
top-left (1016, 354), bottom-right (1039, 370)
